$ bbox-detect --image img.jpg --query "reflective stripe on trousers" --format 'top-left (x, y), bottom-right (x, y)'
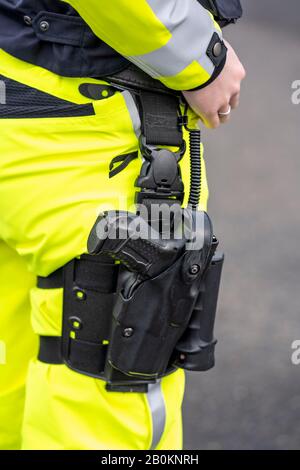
top-left (147, 381), bottom-right (166, 450)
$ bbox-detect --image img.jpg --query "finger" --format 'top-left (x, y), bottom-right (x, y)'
top-left (197, 112), bottom-right (220, 129)
top-left (206, 113), bottom-right (221, 129)
top-left (230, 93), bottom-right (240, 110)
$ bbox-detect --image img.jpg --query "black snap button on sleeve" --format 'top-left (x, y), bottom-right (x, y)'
top-left (212, 41), bottom-right (222, 58)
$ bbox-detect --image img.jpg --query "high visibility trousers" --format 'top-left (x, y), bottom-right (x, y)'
top-left (0, 49), bottom-right (209, 450)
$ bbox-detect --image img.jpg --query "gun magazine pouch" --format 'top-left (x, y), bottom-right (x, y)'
top-left (173, 252), bottom-right (224, 371)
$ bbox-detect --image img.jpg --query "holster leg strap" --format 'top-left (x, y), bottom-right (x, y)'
top-left (38, 336), bottom-right (63, 365)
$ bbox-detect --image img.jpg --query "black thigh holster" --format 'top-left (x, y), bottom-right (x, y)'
top-left (38, 221), bottom-right (224, 393)
top-left (37, 65), bottom-right (224, 392)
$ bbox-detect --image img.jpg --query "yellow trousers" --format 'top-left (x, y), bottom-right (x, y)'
top-left (0, 49), bottom-right (209, 450)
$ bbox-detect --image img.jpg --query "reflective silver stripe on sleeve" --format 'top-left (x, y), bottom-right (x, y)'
top-left (122, 90), bottom-right (141, 139)
top-left (147, 381), bottom-right (166, 450)
top-left (127, 0), bottom-right (220, 79)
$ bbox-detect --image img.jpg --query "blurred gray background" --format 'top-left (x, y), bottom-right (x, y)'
top-left (183, 0), bottom-right (300, 450)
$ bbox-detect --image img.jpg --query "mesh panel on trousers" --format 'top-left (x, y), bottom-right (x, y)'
top-left (0, 74), bottom-right (95, 118)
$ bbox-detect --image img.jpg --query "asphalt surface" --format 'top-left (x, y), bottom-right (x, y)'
top-left (183, 2), bottom-right (300, 450)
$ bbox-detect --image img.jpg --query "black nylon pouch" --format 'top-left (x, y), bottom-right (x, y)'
top-left (61, 255), bottom-right (119, 378)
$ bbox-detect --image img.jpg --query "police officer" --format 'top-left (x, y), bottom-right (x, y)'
top-left (0, 0), bottom-right (245, 450)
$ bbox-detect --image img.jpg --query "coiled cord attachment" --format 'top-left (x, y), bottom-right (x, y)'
top-left (179, 103), bottom-right (202, 211)
top-left (187, 128), bottom-right (202, 210)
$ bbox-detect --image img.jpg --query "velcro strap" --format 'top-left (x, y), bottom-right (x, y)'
top-left (38, 336), bottom-right (107, 375)
top-left (139, 91), bottom-right (183, 147)
top-left (38, 336), bottom-right (107, 376)
top-left (38, 336), bottom-right (63, 364)
top-left (73, 255), bottom-right (118, 293)
top-left (38, 336), bottom-right (150, 392)
top-left (67, 338), bottom-right (107, 375)
top-left (37, 268), bottom-right (63, 289)
top-left (37, 254), bottom-right (118, 293)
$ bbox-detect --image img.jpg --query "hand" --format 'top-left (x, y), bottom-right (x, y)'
top-left (182, 40), bottom-right (246, 129)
